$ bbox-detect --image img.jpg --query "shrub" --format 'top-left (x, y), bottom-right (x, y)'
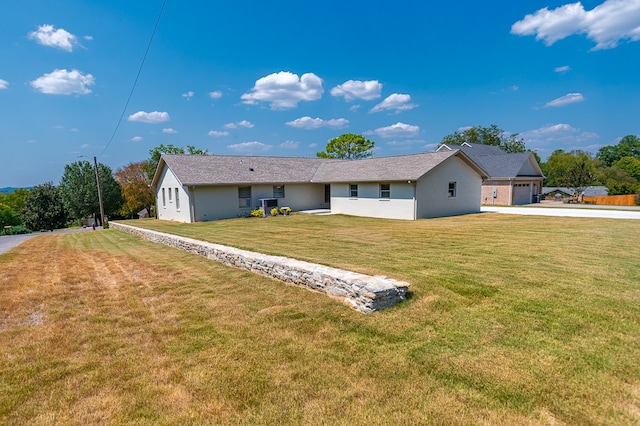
top-left (0, 225), bottom-right (32, 236)
top-left (270, 207), bottom-right (279, 216)
top-left (250, 209), bottom-right (264, 218)
top-left (279, 207), bottom-right (291, 215)
top-left (635, 193), bottom-right (640, 206)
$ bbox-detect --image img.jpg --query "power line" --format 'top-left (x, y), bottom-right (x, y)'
top-left (98, 0), bottom-right (167, 158)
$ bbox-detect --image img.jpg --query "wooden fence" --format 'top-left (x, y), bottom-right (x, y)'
top-left (583, 194), bottom-right (638, 206)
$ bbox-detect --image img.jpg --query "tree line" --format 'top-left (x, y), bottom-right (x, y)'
top-left (0, 144), bottom-right (207, 234)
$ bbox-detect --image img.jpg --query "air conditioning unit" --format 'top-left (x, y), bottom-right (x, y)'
top-left (259, 198), bottom-right (278, 212)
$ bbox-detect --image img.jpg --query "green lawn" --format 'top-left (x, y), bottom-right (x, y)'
top-left (1, 212), bottom-right (639, 424)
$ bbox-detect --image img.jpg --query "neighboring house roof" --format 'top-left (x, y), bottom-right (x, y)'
top-left (582, 186), bottom-right (609, 196)
top-left (542, 187), bottom-right (574, 196)
top-left (542, 186), bottom-right (609, 196)
top-left (439, 142), bottom-right (506, 157)
top-left (152, 150), bottom-right (489, 188)
top-left (437, 142), bottom-right (544, 179)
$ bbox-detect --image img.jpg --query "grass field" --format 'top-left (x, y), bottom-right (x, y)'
top-left (1, 213), bottom-right (639, 424)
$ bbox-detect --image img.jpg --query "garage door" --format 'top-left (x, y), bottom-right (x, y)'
top-left (512, 183), bottom-right (531, 205)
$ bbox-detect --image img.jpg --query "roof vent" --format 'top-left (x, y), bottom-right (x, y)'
top-left (249, 168), bottom-right (255, 171)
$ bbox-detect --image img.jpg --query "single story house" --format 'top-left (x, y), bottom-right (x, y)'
top-left (437, 142), bottom-right (545, 205)
top-left (151, 150), bottom-right (489, 222)
top-left (542, 186), bottom-right (609, 199)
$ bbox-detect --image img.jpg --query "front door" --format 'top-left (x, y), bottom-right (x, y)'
top-left (324, 184), bottom-right (330, 207)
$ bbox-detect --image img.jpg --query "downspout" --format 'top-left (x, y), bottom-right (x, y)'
top-left (509, 178), bottom-right (513, 206)
top-left (189, 186), bottom-right (196, 223)
top-left (412, 181), bottom-right (417, 220)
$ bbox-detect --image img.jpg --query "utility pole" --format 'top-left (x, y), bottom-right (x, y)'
top-left (93, 156), bottom-right (106, 227)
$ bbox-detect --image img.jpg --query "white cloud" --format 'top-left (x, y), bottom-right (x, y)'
top-left (131, 136), bottom-right (143, 142)
top-left (308, 143), bottom-right (317, 148)
top-left (162, 128), bottom-right (177, 134)
top-left (241, 71), bottom-right (323, 109)
top-left (285, 116), bottom-right (349, 129)
top-left (208, 130), bottom-right (229, 137)
top-left (28, 24), bottom-right (79, 52)
top-left (70, 128), bottom-right (78, 132)
top-left (511, 0), bottom-right (640, 50)
top-left (80, 143), bottom-right (90, 149)
top-left (127, 111), bottom-right (170, 124)
top-left (0, 79), bottom-right (8, 89)
top-left (555, 65), bottom-right (571, 73)
top-left (280, 140), bottom-right (299, 149)
top-left (330, 80), bottom-right (382, 101)
top-left (521, 123), bottom-right (599, 148)
top-left (209, 90), bottom-right (222, 99)
top-left (182, 91), bottom-right (195, 100)
top-left (371, 122), bottom-right (420, 138)
top-left (223, 120), bottom-right (254, 129)
top-left (386, 139), bottom-right (425, 147)
top-left (370, 93), bottom-right (418, 113)
top-left (84, 35), bottom-right (93, 41)
top-left (349, 104), bottom-right (361, 112)
top-left (544, 92), bottom-right (585, 107)
top-left (30, 69), bottom-right (95, 95)
top-left (227, 141), bottom-right (272, 152)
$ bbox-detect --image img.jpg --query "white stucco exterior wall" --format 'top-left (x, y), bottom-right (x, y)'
top-left (156, 166), bottom-right (191, 222)
top-left (249, 183), bottom-right (325, 211)
top-left (330, 182), bottom-right (417, 220)
top-left (416, 156), bottom-right (482, 218)
top-left (192, 186), bottom-right (240, 221)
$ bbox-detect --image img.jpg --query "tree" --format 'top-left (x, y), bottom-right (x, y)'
top-left (20, 182), bottom-right (68, 231)
top-left (114, 161), bottom-right (155, 218)
top-left (598, 166), bottom-right (639, 195)
top-left (144, 144), bottom-right (209, 180)
top-left (316, 133), bottom-right (375, 159)
top-left (440, 124), bottom-right (527, 153)
top-left (0, 188), bottom-right (29, 227)
top-left (59, 161), bottom-right (123, 225)
top-left (542, 150), bottom-right (598, 195)
top-left (613, 156), bottom-right (640, 182)
top-left (596, 135), bottom-right (640, 167)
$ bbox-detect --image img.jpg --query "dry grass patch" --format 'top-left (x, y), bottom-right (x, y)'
top-left (1, 213), bottom-right (640, 424)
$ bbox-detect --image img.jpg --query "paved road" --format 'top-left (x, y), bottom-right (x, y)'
top-left (0, 227), bottom-right (101, 255)
top-left (481, 206), bottom-right (640, 219)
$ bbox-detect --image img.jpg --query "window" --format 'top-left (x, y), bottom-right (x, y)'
top-left (175, 188), bottom-right (180, 210)
top-left (162, 188), bottom-right (166, 207)
top-left (238, 186), bottom-right (251, 208)
top-left (349, 184), bottom-right (358, 198)
top-left (168, 188), bottom-right (172, 202)
top-left (448, 182), bottom-right (457, 198)
top-left (273, 185), bottom-right (285, 198)
top-left (380, 183), bottom-right (390, 199)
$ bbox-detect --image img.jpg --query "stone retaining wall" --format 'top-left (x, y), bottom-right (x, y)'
top-left (111, 222), bottom-right (410, 313)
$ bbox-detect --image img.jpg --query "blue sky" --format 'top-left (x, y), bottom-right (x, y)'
top-left (1, 0), bottom-right (639, 187)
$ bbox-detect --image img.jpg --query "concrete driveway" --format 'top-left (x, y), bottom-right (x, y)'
top-left (0, 227), bottom-right (101, 255)
top-left (481, 206), bottom-right (640, 219)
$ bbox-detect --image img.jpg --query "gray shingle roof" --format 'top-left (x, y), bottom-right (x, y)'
top-left (153, 150), bottom-right (488, 187)
top-left (158, 155), bottom-right (340, 186)
top-left (472, 152), bottom-right (538, 178)
top-left (312, 150), bottom-right (479, 182)
top-left (438, 143), bottom-right (506, 156)
top-left (439, 143), bottom-right (543, 179)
